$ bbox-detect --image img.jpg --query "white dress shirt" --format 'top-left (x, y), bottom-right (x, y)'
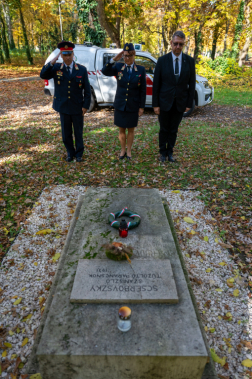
top-left (171, 52), bottom-right (182, 76)
top-left (64, 61), bottom-right (74, 74)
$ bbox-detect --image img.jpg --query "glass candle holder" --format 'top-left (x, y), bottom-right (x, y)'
top-left (118, 306), bottom-right (131, 332)
top-left (119, 219), bottom-right (128, 238)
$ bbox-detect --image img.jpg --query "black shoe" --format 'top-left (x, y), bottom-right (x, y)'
top-left (168, 154), bottom-right (176, 162)
top-left (119, 152), bottom-right (127, 160)
top-left (66, 156), bottom-right (74, 162)
top-left (159, 155), bottom-right (166, 163)
top-left (127, 156), bottom-right (131, 161)
top-left (76, 157), bottom-right (83, 162)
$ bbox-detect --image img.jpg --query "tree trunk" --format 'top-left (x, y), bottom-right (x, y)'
top-left (194, 26), bottom-right (203, 62)
top-left (231, 0), bottom-right (245, 59)
top-left (223, 19), bottom-right (229, 52)
top-left (96, 0), bottom-right (120, 47)
top-left (238, 0), bottom-right (251, 66)
top-left (0, 27), bottom-right (4, 63)
top-left (0, 1), bottom-right (15, 49)
top-left (0, 12), bottom-right (10, 62)
top-left (211, 24), bottom-right (220, 60)
top-left (184, 36), bottom-right (190, 54)
top-left (18, 0), bottom-right (33, 64)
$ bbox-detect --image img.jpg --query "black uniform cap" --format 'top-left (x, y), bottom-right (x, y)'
top-left (57, 41), bottom-right (75, 54)
top-left (123, 43), bottom-right (135, 52)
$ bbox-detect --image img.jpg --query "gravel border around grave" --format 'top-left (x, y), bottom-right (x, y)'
top-left (0, 186), bottom-right (251, 379)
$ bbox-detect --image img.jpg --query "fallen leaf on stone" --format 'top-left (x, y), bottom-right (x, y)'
top-left (190, 230), bottom-right (196, 235)
top-left (226, 278), bottom-right (234, 288)
top-left (233, 289), bottom-right (239, 297)
top-left (13, 298), bottom-right (22, 305)
top-left (206, 268), bottom-right (212, 273)
top-left (215, 288), bottom-right (223, 292)
top-left (183, 217), bottom-right (195, 224)
top-left (242, 359), bottom-right (252, 368)
top-left (172, 190), bottom-right (180, 193)
top-left (210, 349), bottom-right (226, 366)
top-left (219, 262), bottom-right (227, 266)
top-left (2, 350), bottom-right (7, 357)
top-left (215, 238), bottom-right (219, 243)
top-left (204, 236), bottom-right (208, 242)
top-left (241, 340), bottom-right (252, 349)
top-left (36, 229), bottom-right (53, 235)
top-left (219, 242), bottom-right (233, 249)
top-left (21, 337), bottom-right (29, 347)
top-left (30, 374), bottom-right (42, 379)
top-left (34, 262), bottom-right (38, 266)
top-left (210, 328), bottom-right (215, 333)
top-left (52, 253), bottom-right (60, 262)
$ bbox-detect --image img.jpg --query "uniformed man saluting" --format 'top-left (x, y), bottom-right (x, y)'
top-left (40, 41), bottom-right (91, 162)
top-left (102, 43), bottom-right (146, 161)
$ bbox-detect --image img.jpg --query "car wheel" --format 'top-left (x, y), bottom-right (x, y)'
top-left (87, 90), bottom-right (96, 113)
top-left (183, 99), bottom-right (195, 117)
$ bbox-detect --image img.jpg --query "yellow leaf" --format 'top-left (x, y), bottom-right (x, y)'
top-left (215, 238), bottom-right (219, 243)
top-left (241, 216), bottom-right (245, 220)
top-left (238, 320), bottom-right (241, 325)
top-left (226, 312), bottom-right (232, 321)
top-left (21, 287), bottom-right (26, 291)
top-left (11, 354), bottom-right (17, 359)
top-left (219, 191), bottom-right (224, 195)
top-left (233, 289), bottom-right (239, 297)
top-left (206, 268), bottom-right (212, 273)
top-left (4, 342), bottom-right (12, 348)
top-left (183, 217), bottom-right (195, 224)
top-left (228, 347), bottom-right (232, 353)
top-left (227, 278), bottom-right (234, 283)
top-left (21, 337), bottom-right (29, 347)
top-left (2, 350), bottom-right (7, 357)
top-left (218, 316), bottom-right (222, 320)
top-left (210, 349), bottom-right (226, 366)
top-left (14, 298), bottom-right (22, 305)
top-left (9, 330), bottom-right (14, 336)
top-left (210, 328), bottom-right (215, 333)
top-left (204, 326), bottom-right (208, 331)
top-left (172, 190), bottom-right (180, 193)
top-left (242, 359), bottom-right (252, 368)
top-left (191, 230), bottom-right (196, 235)
top-left (52, 253), bottom-right (61, 262)
top-left (204, 236), bottom-right (209, 242)
top-left (30, 374), bottom-right (42, 379)
top-left (17, 328), bottom-right (20, 333)
top-left (34, 262), bottom-right (38, 266)
top-left (36, 229), bottom-right (53, 235)
top-left (219, 262), bottom-right (227, 266)
top-left (185, 254), bottom-right (190, 258)
top-left (215, 288), bottom-right (223, 292)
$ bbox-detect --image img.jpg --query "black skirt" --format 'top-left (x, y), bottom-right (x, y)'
top-left (114, 109), bottom-right (139, 128)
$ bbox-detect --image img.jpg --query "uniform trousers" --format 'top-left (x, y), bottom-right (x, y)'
top-left (60, 113), bottom-right (84, 158)
top-left (158, 99), bottom-right (184, 156)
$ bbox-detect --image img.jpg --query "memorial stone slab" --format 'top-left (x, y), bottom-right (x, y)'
top-left (70, 259), bottom-right (178, 303)
top-left (33, 188), bottom-right (209, 379)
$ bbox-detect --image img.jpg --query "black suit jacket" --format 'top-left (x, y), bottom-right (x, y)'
top-left (40, 62), bottom-right (91, 114)
top-left (152, 52), bottom-right (195, 112)
top-left (102, 62), bottom-right (146, 112)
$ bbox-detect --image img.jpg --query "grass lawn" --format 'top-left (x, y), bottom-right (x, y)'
top-left (214, 85), bottom-right (252, 107)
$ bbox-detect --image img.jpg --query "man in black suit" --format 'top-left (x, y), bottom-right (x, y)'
top-left (152, 31), bottom-right (195, 162)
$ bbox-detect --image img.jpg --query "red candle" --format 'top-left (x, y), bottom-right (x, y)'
top-left (119, 219), bottom-right (128, 238)
top-left (119, 229), bottom-right (128, 238)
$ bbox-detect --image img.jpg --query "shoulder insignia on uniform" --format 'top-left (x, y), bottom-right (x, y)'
top-left (121, 65), bottom-right (126, 71)
top-left (134, 64), bottom-right (138, 72)
top-left (60, 63), bottom-right (64, 69)
top-left (75, 63), bottom-right (79, 70)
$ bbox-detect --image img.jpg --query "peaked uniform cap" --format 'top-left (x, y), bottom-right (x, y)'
top-left (58, 41), bottom-right (75, 54)
top-left (123, 43), bottom-right (135, 52)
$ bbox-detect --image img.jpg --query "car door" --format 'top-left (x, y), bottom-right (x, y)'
top-left (96, 51), bottom-right (123, 103)
top-left (134, 55), bottom-right (156, 105)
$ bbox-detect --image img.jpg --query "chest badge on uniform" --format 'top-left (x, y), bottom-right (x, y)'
top-left (76, 76), bottom-right (82, 78)
top-left (118, 72), bottom-right (123, 80)
top-left (56, 71), bottom-right (63, 76)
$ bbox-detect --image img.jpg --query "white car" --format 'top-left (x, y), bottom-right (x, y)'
top-left (43, 45), bottom-right (214, 117)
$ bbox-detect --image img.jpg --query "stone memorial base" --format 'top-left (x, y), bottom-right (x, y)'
top-left (31, 188), bottom-right (209, 379)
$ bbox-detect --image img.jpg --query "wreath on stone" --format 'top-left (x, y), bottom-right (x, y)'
top-left (108, 207), bottom-right (141, 230)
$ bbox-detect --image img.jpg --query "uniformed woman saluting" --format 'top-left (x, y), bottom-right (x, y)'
top-left (102, 43), bottom-right (146, 161)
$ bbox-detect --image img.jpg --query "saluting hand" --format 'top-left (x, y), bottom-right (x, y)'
top-left (113, 50), bottom-right (124, 62)
top-left (50, 52), bottom-right (61, 65)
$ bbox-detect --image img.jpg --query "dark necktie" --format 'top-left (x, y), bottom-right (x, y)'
top-left (175, 58), bottom-right (179, 83)
top-left (127, 66), bottom-right (131, 79)
top-left (66, 66), bottom-right (70, 74)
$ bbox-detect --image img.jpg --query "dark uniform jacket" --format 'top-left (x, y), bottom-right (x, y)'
top-left (102, 62), bottom-right (146, 112)
top-left (152, 52), bottom-right (195, 113)
top-left (40, 62), bottom-right (91, 114)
